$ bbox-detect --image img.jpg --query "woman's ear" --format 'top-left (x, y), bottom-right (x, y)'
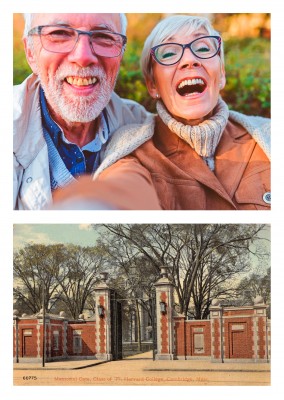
top-left (219, 64), bottom-right (226, 90)
top-left (145, 76), bottom-right (159, 99)
top-left (23, 38), bottom-right (39, 75)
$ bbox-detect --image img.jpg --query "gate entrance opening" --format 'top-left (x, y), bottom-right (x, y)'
top-left (110, 291), bottom-right (157, 360)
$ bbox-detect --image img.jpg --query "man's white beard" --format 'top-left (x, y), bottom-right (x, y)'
top-left (39, 65), bottom-right (116, 123)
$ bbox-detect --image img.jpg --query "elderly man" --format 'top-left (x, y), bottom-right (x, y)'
top-left (14, 13), bottom-right (159, 210)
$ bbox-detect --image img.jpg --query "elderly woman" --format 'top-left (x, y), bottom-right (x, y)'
top-left (54, 15), bottom-right (270, 210)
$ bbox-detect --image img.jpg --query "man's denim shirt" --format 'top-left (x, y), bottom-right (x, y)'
top-left (40, 87), bottom-right (110, 183)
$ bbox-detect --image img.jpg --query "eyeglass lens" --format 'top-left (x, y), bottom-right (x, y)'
top-left (154, 37), bottom-right (220, 65)
top-left (40, 26), bottom-right (124, 57)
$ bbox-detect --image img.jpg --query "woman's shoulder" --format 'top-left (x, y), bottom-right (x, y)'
top-left (229, 110), bottom-right (270, 160)
top-left (229, 110), bottom-right (270, 129)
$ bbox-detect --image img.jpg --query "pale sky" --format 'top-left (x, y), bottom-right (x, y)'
top-left (13, 224), bottom-right (102, 250)
top-left (13, 224), bottom-right (270, 275)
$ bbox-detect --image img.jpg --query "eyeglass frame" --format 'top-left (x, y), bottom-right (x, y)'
top-left (27, 25), bottom-right (127, 58)
top-left (150, 35), bottom-right (222, 66)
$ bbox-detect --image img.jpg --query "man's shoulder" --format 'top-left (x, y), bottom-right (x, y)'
top-left (14, 74), bottom-right (40, 124)
top-left (14, 74), bottom-right (45, 160)
top-left (14, 74), bottom-right (39, 99)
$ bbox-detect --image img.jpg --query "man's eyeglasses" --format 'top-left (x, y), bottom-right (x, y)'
top-left (28, 25), bottom-right (127, 58)
top-left (151, 36), bottom-right (222, 66)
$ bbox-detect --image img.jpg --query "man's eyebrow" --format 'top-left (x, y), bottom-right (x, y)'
top-left (45, 21), bottom-right (116, 32)
top-left (90, 24), bottom-right (116, 32)
top-left (47, 20), bottom-right (70, 26)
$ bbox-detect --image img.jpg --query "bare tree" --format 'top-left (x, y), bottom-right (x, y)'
top-left (236, 267), bottom-right (271, 306)
top-left (55, 244), bottom-right (104, 318)
top-left (13, 243), bottom-right (104, 318)
top-left (98, 224), bottom-right (269, 319)
top-left (13, 244), bottom-right (66, 314)
top-left (99, 237), bottom-right (157, 348)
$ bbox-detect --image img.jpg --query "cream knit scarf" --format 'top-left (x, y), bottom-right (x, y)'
top-left (156, 97), bottom-right (229, 171)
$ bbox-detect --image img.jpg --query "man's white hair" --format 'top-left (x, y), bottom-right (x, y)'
top-left (141, 14), bottom-right (224, 84)
top-left (23, 13), bottom-right (128, 37)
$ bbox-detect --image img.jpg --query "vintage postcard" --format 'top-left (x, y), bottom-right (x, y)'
top-left (13, 223), bottom-right (271, 386)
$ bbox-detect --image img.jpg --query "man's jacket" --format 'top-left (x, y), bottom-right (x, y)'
top-left (13, 74), bottom-right (150, 209)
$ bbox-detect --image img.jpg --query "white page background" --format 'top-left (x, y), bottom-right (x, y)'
top-left (1, 1), bottom-right (282, 399)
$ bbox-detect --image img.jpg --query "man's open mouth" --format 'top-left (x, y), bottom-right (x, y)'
top-left (176, 78), bottom-right (206, 96)
top-left (65, 76), bottom-right (98, 86)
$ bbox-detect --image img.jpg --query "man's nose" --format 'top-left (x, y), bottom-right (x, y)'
top-left (178, 47), bottom-right (201, 69)
top-left (67, 33), bottom-right (98, 67)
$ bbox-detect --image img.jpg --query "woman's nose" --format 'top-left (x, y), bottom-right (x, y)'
top-left (179, 47), bottom-right (202, 69)
top-left (67, 34), bottom-right (98, 67)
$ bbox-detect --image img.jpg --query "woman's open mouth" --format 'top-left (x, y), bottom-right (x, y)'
top-left (176, 78), bottom-right (207, 96)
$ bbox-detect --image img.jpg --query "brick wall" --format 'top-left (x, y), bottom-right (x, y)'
top-left (174, 317), bottom-right (211, 359)
top-left (13, 301), bottom-right (270, 363)
top-left (210, 303), bottom-right (269, 362)
top-left (67, 321), bottom-right (96, 356)
top-left (173, 304), bottom-right (270, 362)
top-left (14, 315), bottom-right (97, 361)
top-left (223, 317), bottom-right (254, 359)
top-left (13, 318), bottom-right (41, 359)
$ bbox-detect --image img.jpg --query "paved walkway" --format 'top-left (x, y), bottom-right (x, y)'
top-left (14, 358), bottom-right (107, 370)
top-left (14, 351), bottom-right (270, 386)
top-left (13, 351), bottom-right (271, 371)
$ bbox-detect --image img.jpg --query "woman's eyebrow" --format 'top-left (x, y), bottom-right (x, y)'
top-left (165, 31), bottom-right (207, 42)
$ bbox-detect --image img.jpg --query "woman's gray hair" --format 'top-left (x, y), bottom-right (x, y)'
top-left (141, 14), bottom-right (224, 83)
top-left (23, 13), bottom-right (128, 37)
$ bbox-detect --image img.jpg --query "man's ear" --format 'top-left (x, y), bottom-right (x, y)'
top-left (145, 76), bottom-right (158, 99)
top-left (23, 37), bottom-right (38, 74)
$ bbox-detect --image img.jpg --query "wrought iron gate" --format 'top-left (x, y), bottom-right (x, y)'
top-left (110, 290), bottom-right (123, 360)
top-left (110, 291), bottom-right (157, 360)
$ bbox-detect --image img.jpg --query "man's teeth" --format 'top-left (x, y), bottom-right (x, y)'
top-left (66, 76), bottom-right (97, 86)
top-left (178, 78), bottom-right (205, 89)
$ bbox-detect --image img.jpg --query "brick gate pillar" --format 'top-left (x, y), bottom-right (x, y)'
top-left (210, 299), bottom-right (223, 362)
top-left (154, 267), bottom-right (174, 360)
top-left (253, 296), bottom-right (269, 362)
top-left (94, 272), bottom-right (112, 360)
